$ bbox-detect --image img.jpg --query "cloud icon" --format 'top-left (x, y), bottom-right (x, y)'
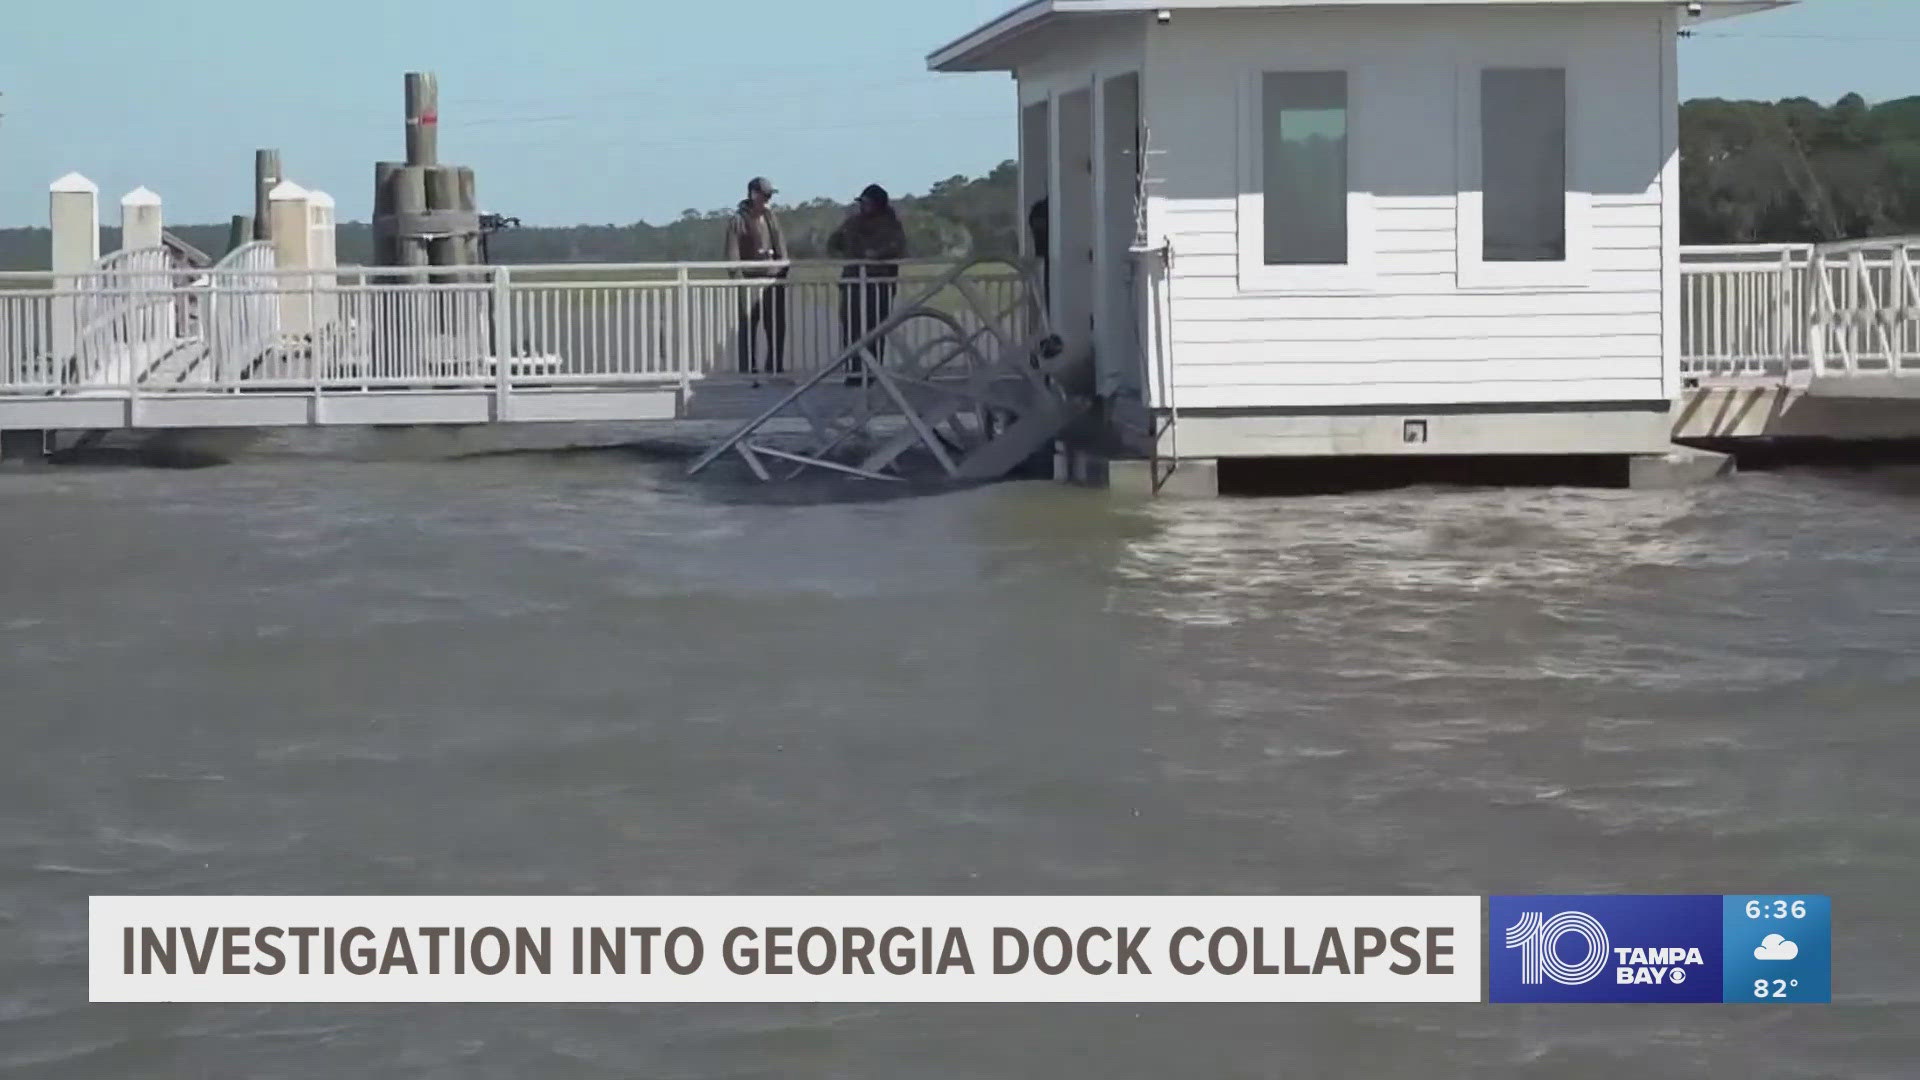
top-left (1754, 934), bottom-right (1800, 961)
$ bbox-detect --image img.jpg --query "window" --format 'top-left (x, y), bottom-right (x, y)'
top-left (1261, 72), bottom-right (1349, 266)
top-left (1480, 68), bottom-right (1567, 263)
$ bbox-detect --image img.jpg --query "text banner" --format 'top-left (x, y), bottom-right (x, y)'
top-left (91, 895), bottom-right (1481, 1003)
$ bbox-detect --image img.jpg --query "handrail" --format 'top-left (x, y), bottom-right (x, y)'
top-left (0, 256), bottom-right (1037, 283)
top-left (91, 245), bottom-right (172, 273)
top-left (1681, 235), bottom-right (1920, 381)
top-left (6, 255), bottom-right (1036, 402)
top-left (212, 241), bottom-right (275, 272)
top-left (1812, 234), bottom-right (1920, 256)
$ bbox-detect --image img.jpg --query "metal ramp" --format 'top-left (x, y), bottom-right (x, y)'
top-left (686, 259), bottom-right (1090, 484)
top-left (63, 240), bottom-right (281, 391)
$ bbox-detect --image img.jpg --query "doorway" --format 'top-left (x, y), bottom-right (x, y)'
top-left (1099, 72), bottom-right (1142, 398)
top-left (1054, 88), bottom-right (1095, 361)
top-left (1019, 101), bottom-right (1051, 310)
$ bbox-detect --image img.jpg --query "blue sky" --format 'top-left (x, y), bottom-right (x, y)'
top-left (1, 0), bottom-right (1914, 228)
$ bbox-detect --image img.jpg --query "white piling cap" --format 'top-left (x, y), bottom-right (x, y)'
top-left (50, 172), bottom-right (98, 194)
top-left (121, 186), bottom-right (162, 207)
top-left (268, 180), bottom-right (310, 201)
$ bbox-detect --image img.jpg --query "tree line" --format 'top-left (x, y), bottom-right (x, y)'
top-left (1, 96), bottom-right (1914, 270)
top-left (0, 162), bottom-right (1023, 271)
top-left (1681, 94), bottom-right (1920, 244)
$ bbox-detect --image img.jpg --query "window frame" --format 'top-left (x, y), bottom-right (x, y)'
top-left (1456, 54), bottom-right (1592, 290)
top-left (1236, 66), bottom-right (1376, 294)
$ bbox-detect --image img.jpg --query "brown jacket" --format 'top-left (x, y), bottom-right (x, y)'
top-left (723, 201), bottom-right (787, 277)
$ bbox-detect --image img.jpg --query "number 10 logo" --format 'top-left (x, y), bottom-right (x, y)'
top-left (1505, 911), bottom-right (1611, 986)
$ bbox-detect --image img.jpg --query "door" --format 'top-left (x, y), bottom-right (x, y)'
top-left (1098, 72), bottom-right (1143, 398)
top-left (1053, 88), bottom-right (1095, 361)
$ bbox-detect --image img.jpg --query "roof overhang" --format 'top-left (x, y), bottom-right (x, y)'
top-left (928, 0), bottom-right (1795, 73)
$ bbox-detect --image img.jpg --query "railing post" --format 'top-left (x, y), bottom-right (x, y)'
top-left (1903, 243), bottom-right (1919, 375)
top-left (1775, 249), bottom-right (1790, 374)
top-left (126, 290), bottom-right (141, 425)
top-left (676, 266), bottom-right (692, 393)
top-left (1809, 249), bottom-right (1829, 378)
top-left (1877, 248), bottom-right (1900, 378)
top-left (493, 266), bottom-right (512, 421)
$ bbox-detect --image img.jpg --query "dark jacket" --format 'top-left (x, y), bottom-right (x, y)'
top-left (827, 209), bottom-right (907, 279)
top-left (723, 201), bottom-right (787, 278)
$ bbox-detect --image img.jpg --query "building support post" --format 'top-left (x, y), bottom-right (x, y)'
top-left (0, 429), bottom-right (48, 464)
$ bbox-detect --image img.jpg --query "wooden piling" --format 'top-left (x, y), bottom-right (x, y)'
top-left (456, 166), bottom-right (479, 265)
top-left (253, 150), bottom-right (280, 241)
top-left (227, 215), bottom-right (253, 255)
top-left (391, 166), bottom-right (429, 269)
top-left (372, 161), bottom-right (403, 267)
top-left (424, 165), bottom-right (466, 285)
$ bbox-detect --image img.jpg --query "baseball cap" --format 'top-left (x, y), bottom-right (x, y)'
top-left (748, 177), bottom-right (777, 197)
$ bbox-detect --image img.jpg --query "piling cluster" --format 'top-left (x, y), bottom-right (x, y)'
top-left (372, 73), bottom-right (482, 270)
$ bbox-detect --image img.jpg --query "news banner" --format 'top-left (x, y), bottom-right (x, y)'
top-left (89, 895), bottom-right (1832, 1004)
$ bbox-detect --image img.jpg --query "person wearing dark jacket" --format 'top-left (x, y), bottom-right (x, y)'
top-left (724, 176), bottom-right (789, 378)
top-left (827, 184), bottom-right (908, 385)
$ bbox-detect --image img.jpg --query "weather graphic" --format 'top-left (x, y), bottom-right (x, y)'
top-left (1723, 897), bottom-right (1832, 1003)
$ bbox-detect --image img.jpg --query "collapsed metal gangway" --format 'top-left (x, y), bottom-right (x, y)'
top-left (685, 259), bottom-right (1092, 483)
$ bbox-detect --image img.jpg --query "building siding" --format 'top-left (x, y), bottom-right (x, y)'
top-left (1143, 6), bottom-right (1676, 411)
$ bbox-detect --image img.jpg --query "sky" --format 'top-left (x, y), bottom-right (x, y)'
top-left (1, 0), bottom-right (1915, 229)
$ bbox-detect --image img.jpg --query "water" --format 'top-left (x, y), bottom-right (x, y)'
top-left (2, 433), bottom-right (1917, 1078)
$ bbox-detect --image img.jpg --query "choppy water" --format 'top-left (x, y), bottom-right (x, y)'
top-left (2, 431), bottom-right (1917, 1078)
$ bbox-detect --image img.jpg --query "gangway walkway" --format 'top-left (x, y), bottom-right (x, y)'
top-left (0, 259), bottom-right (1041, 463)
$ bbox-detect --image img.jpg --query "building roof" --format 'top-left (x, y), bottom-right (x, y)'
top-left (928, 0), bottom-right (1794, 72)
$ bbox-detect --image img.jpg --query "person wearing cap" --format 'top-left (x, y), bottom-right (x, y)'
top-left (723, 177), bottom-right (790, 378)
top-left (826, 184), bottom-right (908, 386)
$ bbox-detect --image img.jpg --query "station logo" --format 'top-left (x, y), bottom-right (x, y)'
top-left (1489, 896), bottom-right (1723, 1003)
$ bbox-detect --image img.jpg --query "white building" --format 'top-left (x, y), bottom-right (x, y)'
top-left (930, 0), bottom-right (1789, 491)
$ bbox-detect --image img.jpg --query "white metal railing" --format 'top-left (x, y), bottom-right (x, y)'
top-left (0, 259), bottom-right (1030, 403)
top-left (14, 245), bottom-right (1918, 407)
top-left (203, 242), bottom-right (278, 379)
top-left (1811, 236), bottom-right (1920, 379)
top-left (70, 246), bottom-right (180, 387)
top-left (0, 288), bottom-right (55, 391)
top-left (1681, 238), bottom-right (1920, 381)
